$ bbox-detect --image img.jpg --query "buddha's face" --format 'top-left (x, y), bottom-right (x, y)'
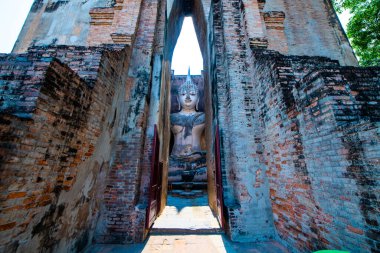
top-left (178, 88), bottom-right (199, 111)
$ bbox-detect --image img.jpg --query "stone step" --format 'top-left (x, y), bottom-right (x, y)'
top-left (169, 181), bottom-right (207, 190)
top-left (170, 181), bottom-right (207, 186)
top-left (150, 227), bottom-right (224, 235)
top-left (169, 189), bottom-right (206, 199)
top-left (171, 189), bottom-right (203, 194)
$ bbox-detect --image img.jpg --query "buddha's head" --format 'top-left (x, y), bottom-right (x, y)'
top-left (177, 72), bottom-right (199, 111)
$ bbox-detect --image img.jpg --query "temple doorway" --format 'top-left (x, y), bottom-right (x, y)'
top-left (149, 11), bottom-right (224, 232)
top-left (152, 69), bottom-right (219, 232)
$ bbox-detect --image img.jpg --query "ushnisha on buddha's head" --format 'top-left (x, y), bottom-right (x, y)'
top-left (177, 72), bottom-right (199, 112)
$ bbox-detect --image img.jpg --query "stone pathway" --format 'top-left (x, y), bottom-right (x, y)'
top-left (86, 194), bottom-right (289, 253)
top-left (151, 194), bottom-right (220, 231)
top-left (86, 235), bottom-right (290, 253)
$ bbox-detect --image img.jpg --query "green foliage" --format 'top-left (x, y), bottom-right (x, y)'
top-left (333, 0), bottom-right (380, 66)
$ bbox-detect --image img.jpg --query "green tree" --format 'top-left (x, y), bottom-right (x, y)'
top-left (334, 0), bottom-right (380, 66)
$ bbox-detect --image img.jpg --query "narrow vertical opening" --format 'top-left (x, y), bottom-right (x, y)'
top-left (152, 14), bottom-right (221, 232)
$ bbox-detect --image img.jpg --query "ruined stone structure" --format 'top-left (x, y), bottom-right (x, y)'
top-left (0, 0), bottom-right (379, 252)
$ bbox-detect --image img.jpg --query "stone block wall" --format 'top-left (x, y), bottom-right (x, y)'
top-left (88, 0), bottom-right (143, 45)
top-left (94, 0), bottom-right (162, 244)
top-left (13, 0), bottom-right (113, 53)
top-left (263, 0), bottom-right (357, 66)
top-left (208, 1), bottom-right (362, 245)
top-left (296, 67), bottom-right (380, 252)
top-left (209, 0), bottom-right (277, 242)
top-left (14, 0), bottom-right (357, 67)
top-left (251, 50), bottom-right (380, 252)
top-left (0, 45), bottom-right (132, 252)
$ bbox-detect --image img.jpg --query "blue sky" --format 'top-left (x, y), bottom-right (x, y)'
top-left (0, 1), bottom-right (350, 75)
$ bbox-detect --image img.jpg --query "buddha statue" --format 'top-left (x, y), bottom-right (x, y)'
top-left (169, 71), bottom-right (207, 182)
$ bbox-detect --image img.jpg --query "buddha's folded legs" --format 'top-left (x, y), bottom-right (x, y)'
top-left (168, 156), bottom-right (207, 182)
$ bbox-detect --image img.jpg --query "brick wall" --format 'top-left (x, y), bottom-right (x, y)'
top-left (251, 50), bottom-right (380, 252)
top-left (88, 0), bottom-right (143, 46)
top-left (264, 0), bottom-right (357, 66)
top-left (209, 0), bottom-right (277, 242)
top-left (14, 0), bottom-right (357, 67)
top-left (93, 0), bottom-right (161, 244)
top-left (0, 45), bottom-right (132, 252)
top-left (296, 67), bottom-right (380, 252)
top-left (13, 0), bottom-right (113, 53)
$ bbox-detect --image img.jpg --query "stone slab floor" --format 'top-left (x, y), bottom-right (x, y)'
top-left (151, 194), bottom-right (220, 231)
top-left (86, 235), bottom-right (289, 253)
top-left (86, 194), bottom-right (289, 252)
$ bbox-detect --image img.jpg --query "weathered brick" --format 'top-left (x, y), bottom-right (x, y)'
top-left (347, 225), bottom-right (364, 235)
top-left (6, 192), bottom-right (27, 200)
top-left (0, 222), bottom-right (16, 231)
